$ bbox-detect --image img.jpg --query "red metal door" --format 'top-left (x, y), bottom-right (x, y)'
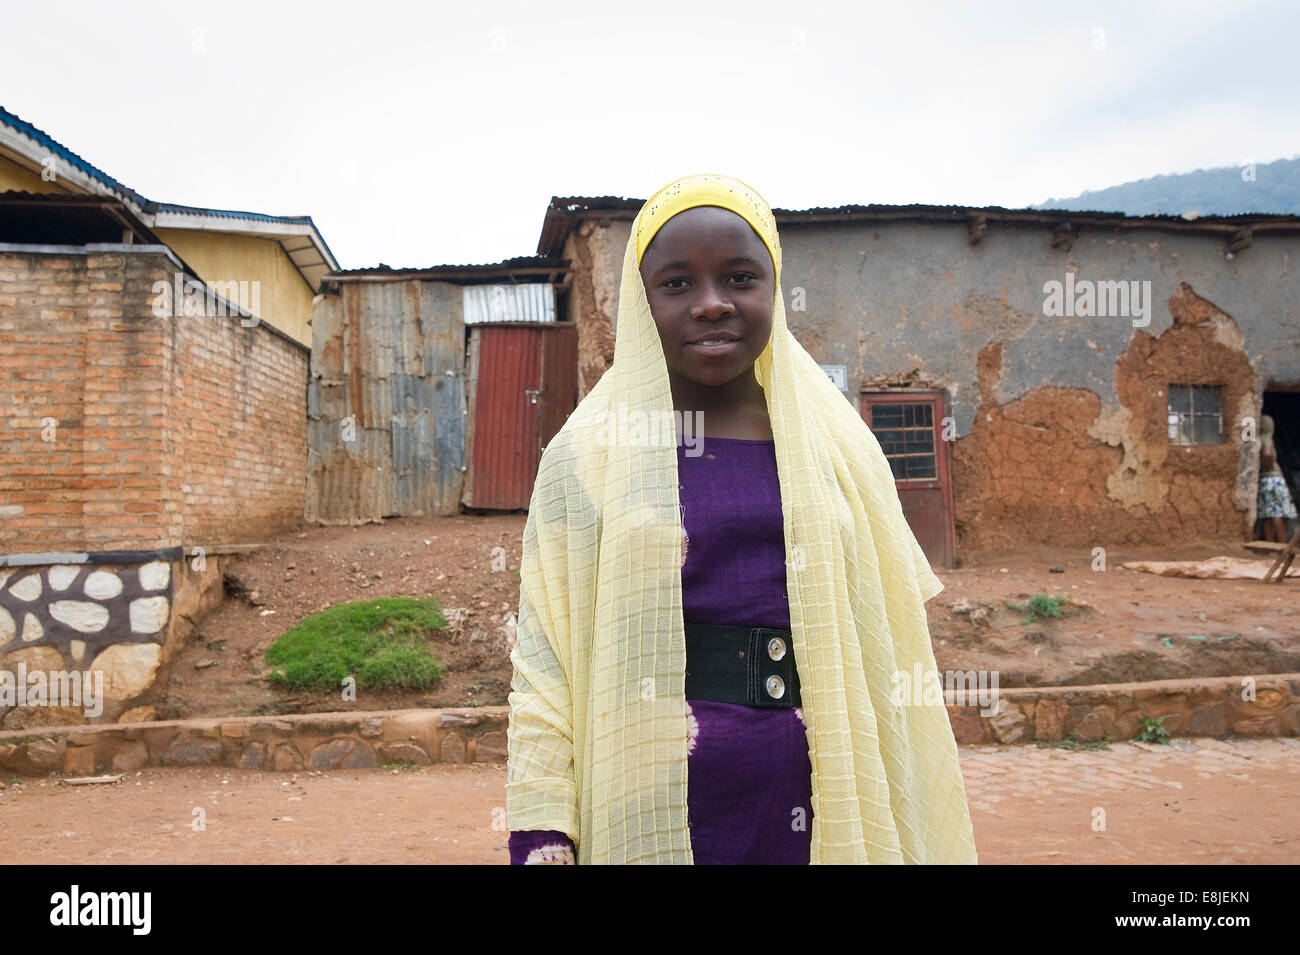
top-left (538, 323), bottom-right (578, 452)
top-left (469, 323), bottom-right (577, 510)
top-left (859, 391), bottom-right (955, 567)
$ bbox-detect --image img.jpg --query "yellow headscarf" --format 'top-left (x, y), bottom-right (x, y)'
top-left (506, 172), bottom-right (978, 864)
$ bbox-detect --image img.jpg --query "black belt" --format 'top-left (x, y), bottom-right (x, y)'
top-left (684, 621), bottom-right (802, 708)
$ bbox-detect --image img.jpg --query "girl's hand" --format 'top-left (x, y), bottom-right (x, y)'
top-left (510, 829), bottom-right (576, 864)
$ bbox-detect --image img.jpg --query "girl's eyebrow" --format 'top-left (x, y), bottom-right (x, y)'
top-left (649, 255), bottom-right (764, 276)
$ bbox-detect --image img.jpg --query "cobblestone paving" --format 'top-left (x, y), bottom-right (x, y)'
top-left (961, 737), bottom-right (1300, 863)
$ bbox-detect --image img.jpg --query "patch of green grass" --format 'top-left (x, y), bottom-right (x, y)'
top-left (1005, 593), bottom-right (1068, 624)
top-left (380, 762), bottom-right (422, 772)
top-left (264, 597), bottom-right (446, 691)
top-left (1135, 715), bottom-right (1172, 745)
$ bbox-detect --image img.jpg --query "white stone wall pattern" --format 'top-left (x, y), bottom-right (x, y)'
top-left (139, 561), bottom-right (170, 592)
top-left (49, 600), bottom-right (112, 633)
top-left (9, 574), bottom-right (42, 602)
top-left (129, 596), bottom-right (170, 635)
top-left (84, 571), bottom-right (124, 599)
top-left (48, 565), bottom-right (80, 591)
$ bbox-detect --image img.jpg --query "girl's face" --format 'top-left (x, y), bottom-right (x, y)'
top-left (639, 205), bottom-right (775, 389)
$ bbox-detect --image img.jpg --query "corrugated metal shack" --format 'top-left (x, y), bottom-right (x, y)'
top-left (306, 257), bottom-right (574, 523)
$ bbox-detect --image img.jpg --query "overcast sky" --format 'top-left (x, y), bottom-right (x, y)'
top-left (3, 0), bottom-right (1297, 269)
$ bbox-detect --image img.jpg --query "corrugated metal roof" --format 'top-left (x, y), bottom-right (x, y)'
top-left (151, 201), bottom-right (319, 225)
top-left (0, 105), bottom-right (341, 279)
top-left (0, 106), bottom-right (151, 208)
top-left (328, 255), bottom-right (567, 282)
top-left (463, 283), bottom-right (554, 324)
top-left (535, 195), bottom-right (1300, 257)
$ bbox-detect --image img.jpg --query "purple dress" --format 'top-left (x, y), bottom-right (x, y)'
top-left (509, 437), bottom-right (814, 864)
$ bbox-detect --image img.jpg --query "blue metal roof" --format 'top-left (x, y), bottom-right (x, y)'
top-left (0, 105), bottom-right (340, 270)
top-left (0, 105), bottom-right (150, 208)
top-left (151, 201), bottom-right (315, 225)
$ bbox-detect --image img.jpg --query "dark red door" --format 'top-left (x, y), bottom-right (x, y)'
top-left (859, 391), bottom-right (955, 567)
top-left (469, 323), bottom-right (577, 509)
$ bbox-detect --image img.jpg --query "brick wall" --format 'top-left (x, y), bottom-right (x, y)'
top-left (162, 262), bottom-right (309, 546)
top-left (0, 247), bottom-right (308, 553)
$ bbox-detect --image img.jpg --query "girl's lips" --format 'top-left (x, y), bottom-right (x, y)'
top-left (687, 338), bottom-right (741, 355)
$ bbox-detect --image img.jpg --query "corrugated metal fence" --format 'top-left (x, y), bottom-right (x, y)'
top-left (306, 280), bottom-right (468, 522)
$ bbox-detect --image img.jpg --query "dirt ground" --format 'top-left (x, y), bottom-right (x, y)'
top-left (928, 541), bottom-right (1299, 687)
top-left (2, 738), bottom-right (1294, 864)
top-left (155, 515), bottom-right (1298, 720)
top-left (157, 514), bottom-right (526, 720)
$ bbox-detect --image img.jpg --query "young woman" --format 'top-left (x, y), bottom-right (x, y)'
top-left (505, 173), bottom-right (977, 864)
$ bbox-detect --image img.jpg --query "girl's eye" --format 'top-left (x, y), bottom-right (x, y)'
top-left (664, 278), bottom-right (688, 289)
top-left (730, 272), bottom-right (754, 284)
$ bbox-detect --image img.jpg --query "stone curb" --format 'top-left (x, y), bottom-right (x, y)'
top-left (1, 673), bottom-right (1296, 776)
top-left (944, 672), bottom-right (1300, 744)
top-left (0, 707), bottom-right (509, 777)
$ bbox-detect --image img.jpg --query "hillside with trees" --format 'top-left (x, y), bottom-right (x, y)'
top-left (1035, 156), bottom-right (1300, 216)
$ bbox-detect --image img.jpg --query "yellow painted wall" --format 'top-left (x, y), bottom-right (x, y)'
top-left (154, 229), bottom-right (314, 346)
top-left (0, 153), bottom-right (71, 193)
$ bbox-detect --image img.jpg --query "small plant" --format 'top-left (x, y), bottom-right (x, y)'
top-left (1037, 731), bottom-right (1112, 751)
top-left (1135, 715), bottom-right (1171, 744)
top-left (1006, 593), bottom-right (1068, 624)
top-left (380, 762), bottom-right (421, 772)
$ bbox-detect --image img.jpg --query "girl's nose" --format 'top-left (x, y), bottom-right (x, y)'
top-left (690, 284), bottom-right (734, 320)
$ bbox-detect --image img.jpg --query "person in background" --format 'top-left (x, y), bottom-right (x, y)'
top-left (1258, 414), bottom-right (1297, 543)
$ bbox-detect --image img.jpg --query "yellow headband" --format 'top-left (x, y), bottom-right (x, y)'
top-left (634, 173), bottom-right (782, 276)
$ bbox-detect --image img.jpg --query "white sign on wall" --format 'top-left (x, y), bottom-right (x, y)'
top-left (820, 364), bottom-right (848, 393)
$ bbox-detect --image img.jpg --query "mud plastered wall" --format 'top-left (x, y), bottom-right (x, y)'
top-left (955, 282), bottom-right (1263, 548)
top-left (562, 219), bottom-right (625, 400)
top-left (780, 221), bottom-right (1298, 549)
top-left (561, 215), bottom-right (1297, 549)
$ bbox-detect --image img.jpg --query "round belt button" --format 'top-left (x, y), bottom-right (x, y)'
top-left (765, 674), bottom-right (786, 699)
top-left (767, 637), bottom-right (787, 661)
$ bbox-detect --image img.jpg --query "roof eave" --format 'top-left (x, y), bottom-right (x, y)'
top-left (326, 256), bottom-right (569, 284)
top-left (0, 107), bottom-right (342, 290)
top-left (535, 195), bottom-right (1300, 256)
top-left (0, 122), bottom-right (151, 214)
top-left (147, 205), bottom-right (340, 293)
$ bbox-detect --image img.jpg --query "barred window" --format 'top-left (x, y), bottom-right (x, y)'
top-left (1167, 384), bottom-right (1223, 445)
top-left (868, 401), bottom-right (937, 479)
